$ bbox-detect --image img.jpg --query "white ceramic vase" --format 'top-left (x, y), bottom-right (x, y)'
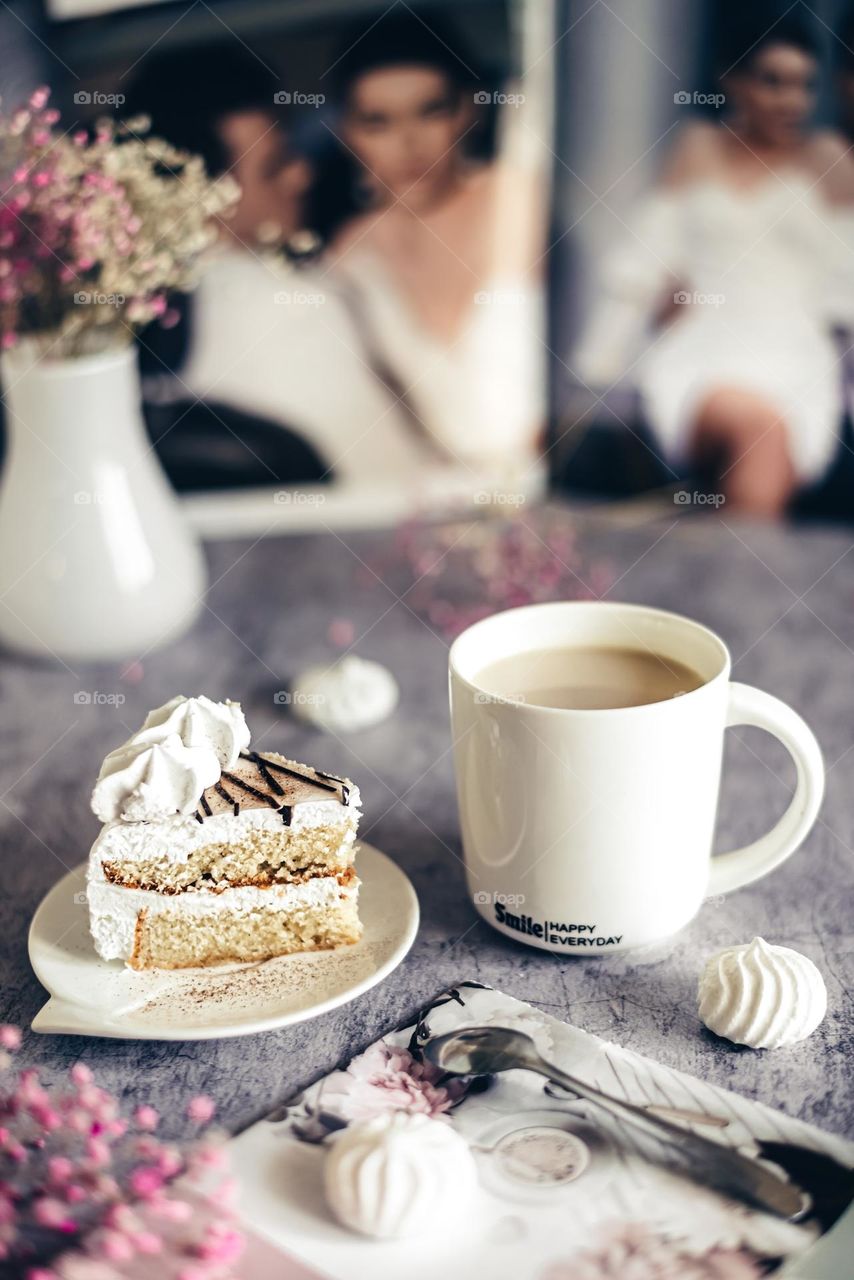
top-left (0, 344), bottom-right (205, 662)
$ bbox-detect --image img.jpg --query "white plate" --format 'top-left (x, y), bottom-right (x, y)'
top-left (28, 842), bottom-right (419, 1040)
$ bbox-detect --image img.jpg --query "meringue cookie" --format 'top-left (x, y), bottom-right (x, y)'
top-left (698, 937), bottom-right (827, 1049)
top-left (290, 656), bottom-right (398, 732)
top-left (91, 734), bottom-right (221, 823)
top-left (136, 695), bottom-right (250, 768)
top-left (324, 1112), bottom-right (477, 1239)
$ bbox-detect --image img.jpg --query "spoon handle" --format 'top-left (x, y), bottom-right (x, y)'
top-left (546, 1079), bottom-right (728, 1128)
top-left (528, 1053), bottom-right (805, 1220)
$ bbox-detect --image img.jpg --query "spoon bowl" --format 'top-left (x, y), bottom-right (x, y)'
top-left (424, 1026), bottom-right (540, 1077)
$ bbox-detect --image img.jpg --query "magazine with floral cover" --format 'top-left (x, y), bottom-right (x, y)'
top-left (229, 983), bottom-right (854, 1280)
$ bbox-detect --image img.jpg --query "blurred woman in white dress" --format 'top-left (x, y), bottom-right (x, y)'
top-left (574, 15), bottom-right (854, 517)
top-left (324, 14), bottom-right (546, 480)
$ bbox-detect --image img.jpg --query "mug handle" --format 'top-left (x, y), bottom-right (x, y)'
top-left (708, 682), bottom-right (825, 896)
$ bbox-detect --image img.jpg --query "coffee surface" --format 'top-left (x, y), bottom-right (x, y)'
top-left (475, 645), bottom-right (704, 710)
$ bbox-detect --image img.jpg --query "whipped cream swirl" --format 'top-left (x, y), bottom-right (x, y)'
top-left (90, 695), bottom-right (250, 823)
top-left (92, 734), bottom-right (221, 823)
top-left (698, 937), bottom-right (827, 1049)
top-left (324, 1112), bottom-right (477, 1239)
top-left (136, 695), bottom-right (249, 768)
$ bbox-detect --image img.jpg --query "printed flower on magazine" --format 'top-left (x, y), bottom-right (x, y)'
top-left (319, 1041), bottom-right (467, 1124)
top-left (541, 1222), bottom-right (771, 1280)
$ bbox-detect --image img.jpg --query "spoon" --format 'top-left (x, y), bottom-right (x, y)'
top-left (423, 1026), bottom-right (807, 1221)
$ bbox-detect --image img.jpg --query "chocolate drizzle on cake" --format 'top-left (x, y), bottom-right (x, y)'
top-left (221, 771), bottom-right (281, 808)
top-left (192, 752), bottom-right (351, 824)
top-left (316, 768), bottom-right (345, 786)
top-left (248, 752), bottom-right (339, 794)
top-left (250, 754), bottom-right (285, 796)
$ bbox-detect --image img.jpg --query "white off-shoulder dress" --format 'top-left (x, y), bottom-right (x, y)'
top-left (574, 176), bottom-right (854, 482)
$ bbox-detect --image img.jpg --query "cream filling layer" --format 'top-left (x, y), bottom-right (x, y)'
top-left (90, 790), bottom-right (361, 868)
top-left (87, 870), bottom-right (359, 963)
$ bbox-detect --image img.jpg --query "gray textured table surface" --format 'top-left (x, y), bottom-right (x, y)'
top-left (1, 507), bottom-right (852, 1143)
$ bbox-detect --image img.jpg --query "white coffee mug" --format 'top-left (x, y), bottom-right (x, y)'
top-left (448, 602), bottom-right (824, 953)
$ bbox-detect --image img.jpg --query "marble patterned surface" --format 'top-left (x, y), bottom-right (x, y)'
top-left (0, 507), bottom-right (851, 1142)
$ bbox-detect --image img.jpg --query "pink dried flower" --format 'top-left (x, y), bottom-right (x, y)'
top-left (29, 1104), bottom-right (61, 1131)
top-left (186, 1096), bottom-right (216, 1125)
top-left (196, 1223), bottom-right (243, 1265)
top-left (155, 1146), bottom-right (183, 1178)
top-left (0, 1051), bottom-right (241, 1274)
top-left (84, 1138), bottom-right (111, 1169)
top-left (0, 1027), bottom-right (21, 1051)
top-left (64, 1109), bottom-right (91, 1136)
top-left (187, 1142), bottom-right (227, 1172)
top-left (0, 92), bottom-right (238, 355)
top-left (133, 1105), bottom-right (159, 1132)
top-left (102, 1204), bottom-right (139, 1232)
top-left (32, 1198), bottom-right (74, 1231)
top-left (47, 1156), bottom-right (74, 1186)
top-left (90, 1229), bottom-right (133, 1263)
top-left (128, 1167), bottom-right (164, 1199)
top-left (148, 1196), bottom-right (192, 1224)
top-left (129, 1229), bottom-right (162, 1255)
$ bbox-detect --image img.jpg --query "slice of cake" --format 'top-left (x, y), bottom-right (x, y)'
top-left (86, 695), bottom-right (362, 969)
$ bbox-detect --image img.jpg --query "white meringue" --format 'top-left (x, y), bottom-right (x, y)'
top-left (290, 656), bottom-right (398, 732)
top-left (136, 695), bottom-right (250, 768)
top-left (91, 733), bottom-right (221, 823)
top-left (698, 937), bottom-right (827, 1049)
top-left (324, 1112), bottom-right (477, 1239)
